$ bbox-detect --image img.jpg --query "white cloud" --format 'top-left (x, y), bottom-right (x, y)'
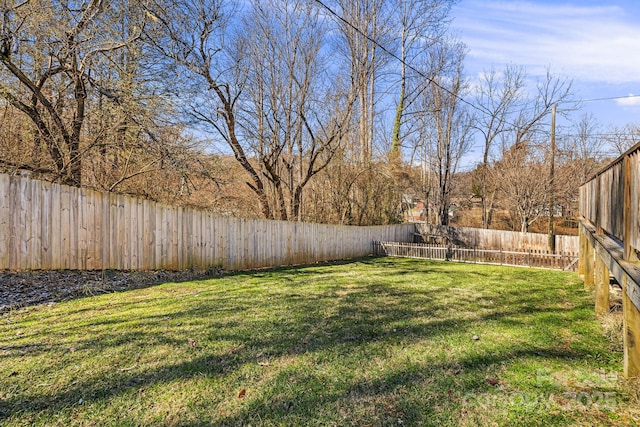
top-left (452, 1), bottom-right (640, 84)
top-left (616, 94), bottom-right (640, 107)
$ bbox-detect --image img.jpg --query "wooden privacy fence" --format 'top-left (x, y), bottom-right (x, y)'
top-left (0, 174), bottom-right (415, 271)
top-left (416, 223), bottom-right (579, 254)
top-left (579, 141), bottom-right (640, 378)
top-left (373, 241), bottom-right (578, 271)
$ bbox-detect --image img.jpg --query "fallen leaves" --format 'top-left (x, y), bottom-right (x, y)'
top-left (237, 389), bottom-right (246, 399)
top-left (0, 268), bottom-right (224, 313)
top-left (485, 377), bottom-right (500, 386)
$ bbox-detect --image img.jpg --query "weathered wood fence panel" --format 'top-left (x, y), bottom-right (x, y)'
top-left (0, 174), bottom-right (415, 271)
top-left (416, 223), bottom-right (579, 254)
top-left (579, 141), bottom-right (640, 378)
top-left (374, 241), bottom-right (578, 271)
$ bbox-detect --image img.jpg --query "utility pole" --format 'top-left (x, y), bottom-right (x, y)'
top-left (547, 104), bottom-right (556, 253)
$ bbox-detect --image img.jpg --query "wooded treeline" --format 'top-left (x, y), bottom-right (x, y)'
top-left (0, 0), bottom-right (638, 228)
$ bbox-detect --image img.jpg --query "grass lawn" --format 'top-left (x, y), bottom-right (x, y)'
top-left (1, 257), bottom-right (638, 426)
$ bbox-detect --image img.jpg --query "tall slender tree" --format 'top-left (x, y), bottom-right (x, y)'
top-left (389, 0), bottom-right (454, 165)
top-left (420, 40), bottom-right (473, 226)
top-left (473, 65), bottom-right (526, 228)
top-left (239, 0), bottom-right (354, 220)
top-left (335, 0), bottom-right (391, 165)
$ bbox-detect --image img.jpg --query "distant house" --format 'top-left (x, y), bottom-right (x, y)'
top-left (469, 194), bottom-right (482, 207)
top-left (402, 194), bottom-right (425, 223)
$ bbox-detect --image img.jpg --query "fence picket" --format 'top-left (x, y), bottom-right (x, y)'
top-left (0, 174), bottom-right (426, 272)
top-left (374, 241), bottom-right (578, 271)
top-left (416, 223), bottom-right (579, 254)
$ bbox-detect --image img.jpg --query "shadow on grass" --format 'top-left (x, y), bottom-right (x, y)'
top-left (0, 258), bottom-right (605, 425)
top-left (213, 347), bottom-right (586, 427)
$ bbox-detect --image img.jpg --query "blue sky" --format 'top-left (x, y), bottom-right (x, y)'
top-left (451, 0), bottom-right (640, 140)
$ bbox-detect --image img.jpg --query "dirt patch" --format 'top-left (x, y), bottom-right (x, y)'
top-left (0, 268), bottom-right (224, 313)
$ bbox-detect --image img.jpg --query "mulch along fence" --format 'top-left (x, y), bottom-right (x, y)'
top-left (374, 241), bottom-right (579, 271)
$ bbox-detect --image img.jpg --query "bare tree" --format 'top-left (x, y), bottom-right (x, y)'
top-left (389, 0), bottom-right (454, 164)
top-left (605, 123), bottom-right (640, 155)
top-left (421, 40), bottom-right (473, 226)
top-left (239, 0), bottom-right (353, 221)
top-left (146, 0), bottom-right (277, 218)
top-left (0, 0), bottom-right (115, 185)
top-left (560, 113), bottom-right (604, 180)
top-left (494, 68), bottom-right (573, 231)
top-left (493, 142), bottom-right (548, 232)
top-left (79, 1), bottom-right (202, 196)
top-left (0, 0), bottom-right (184, 193)
top-left (511, 69), bottom-right (574, 149)
top-left (148, 0), bottom-right (356, 220)
top-left (473, 65), bottom-right (526, 228)
top-left (335, 0), bottom-right (391, 165)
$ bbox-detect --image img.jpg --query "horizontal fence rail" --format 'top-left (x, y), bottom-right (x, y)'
top-left (416, 223), bottom-right (579, 254)
top-left (374, 241), bottom-right (579, 271)
top-left (0, 174), bottom-right (415, 271)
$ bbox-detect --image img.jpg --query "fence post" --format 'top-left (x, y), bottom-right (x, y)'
top-left (622, 155), bottom-right (639, 263)
top-left (622, 155), bottom-right (640, 377)
top-left (623, 276), bottom-right (640, 377)
top-left (594, 255), bottom-right (610, 315)
top-left (578, 223), bottom-right (589, 279)
top-left (583, 239), bottom-right (595, 290)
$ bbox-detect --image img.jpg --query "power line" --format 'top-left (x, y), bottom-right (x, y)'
top-left (313, 0), bottom-right (639, 141)
top-left (312, 0), bottom-right (492, 118)
top-left (313, 0), bottom-right (570, 136)
top-left (575, 94), bottom-right (640, 103)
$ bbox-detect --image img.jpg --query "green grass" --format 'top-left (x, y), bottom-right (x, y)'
top-left (1, 257), bottom-right (638, 426)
